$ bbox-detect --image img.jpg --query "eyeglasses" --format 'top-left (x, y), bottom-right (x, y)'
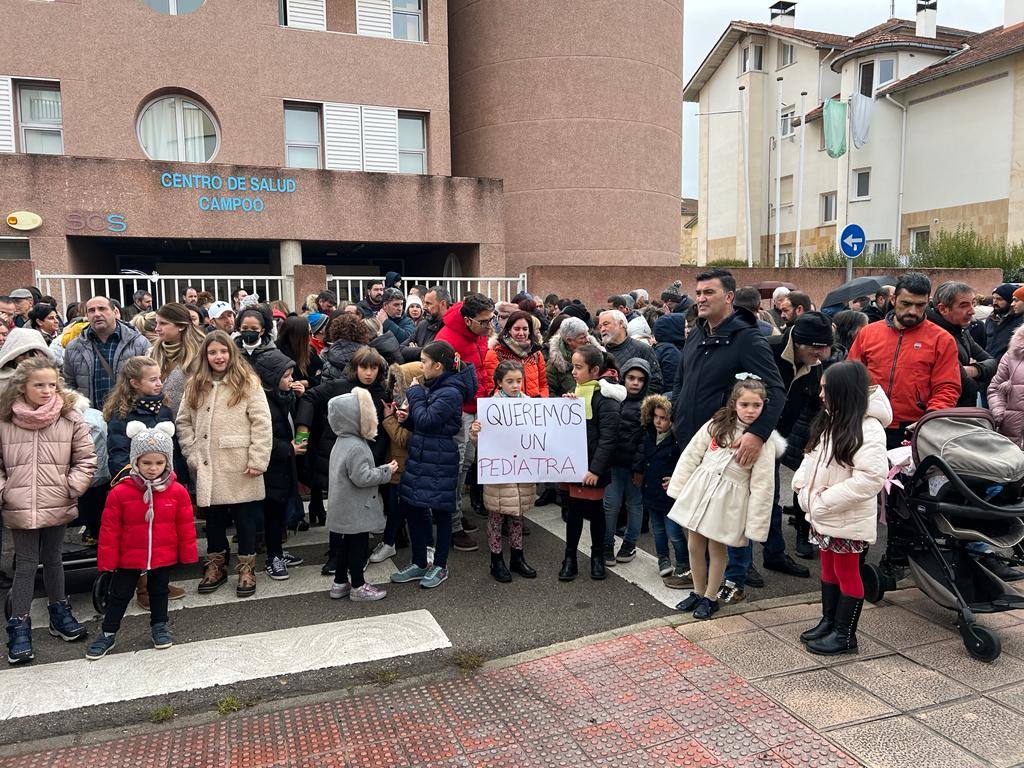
top-left (469, 314), bottom-right (495, 326)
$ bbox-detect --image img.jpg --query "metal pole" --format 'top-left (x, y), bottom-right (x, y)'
top-left (795, 91), bottom-right (807, 267)
top-left (739, 86), bottom-right (754, 267)
top-left (845, 95), bottom-right (854, 283)
top-left (774, 76), bottom-right (783, 269)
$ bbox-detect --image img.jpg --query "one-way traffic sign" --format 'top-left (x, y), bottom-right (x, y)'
top-left (840, 223), bottom-right (866, 258)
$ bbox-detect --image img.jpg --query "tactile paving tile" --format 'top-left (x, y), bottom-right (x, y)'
top-left (611, 707), bottom-right (687, 749)
top-left (569, 720), bottom-right (639, 759)
top-left (772, 734), bottom-right (863, 767)
top-left (644, 737), bottom-right (724, 768)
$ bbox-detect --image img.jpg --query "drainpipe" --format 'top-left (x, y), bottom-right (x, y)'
top-left (795, 91), bottom-right (807, 266)
top-left (885, 93), bottom-right (908, 254)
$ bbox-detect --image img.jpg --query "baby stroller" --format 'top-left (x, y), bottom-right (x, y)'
top-left (3, 540), bottom-right (109, 620)
top-left (863, 408), bottom-right (1024, 662)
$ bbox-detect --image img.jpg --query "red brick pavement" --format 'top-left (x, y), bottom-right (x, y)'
top-left (0, 627), bottom-right (861, 768)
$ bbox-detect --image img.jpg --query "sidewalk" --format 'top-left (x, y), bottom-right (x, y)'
top-left (2, 587), bottom-right (1023, 768)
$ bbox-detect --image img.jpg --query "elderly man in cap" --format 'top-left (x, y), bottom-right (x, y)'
top-left (9, 288), bottom-right (34, 328)
top-left (987, 283), bottom-right (1023, 362)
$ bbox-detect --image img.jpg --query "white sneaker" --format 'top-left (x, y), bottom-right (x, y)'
top-left (350, 583), bottom-right (387, 602)
top-left (329, 582), bottom-right (351, 599)
top-left (369, 542), bottom-right (397, 564)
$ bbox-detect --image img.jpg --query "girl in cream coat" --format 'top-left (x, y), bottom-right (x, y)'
top-left (667, 377), bottom-right (780, 620)
top-left (792, 361), bottom-right (890, 657)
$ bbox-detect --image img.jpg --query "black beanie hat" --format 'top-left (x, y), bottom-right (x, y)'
top-left (994, 283), bottom-right (1017, 303)
top-left (791, 311), bottom-right (834, 347)
top-left (561, 303), bottom-right (591, 324)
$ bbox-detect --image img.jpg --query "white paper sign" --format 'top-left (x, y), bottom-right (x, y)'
top-left (476, 397), bottom-right (588, 484)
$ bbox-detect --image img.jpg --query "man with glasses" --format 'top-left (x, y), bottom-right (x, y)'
top-left (435, 292), bottom-right (496, 552)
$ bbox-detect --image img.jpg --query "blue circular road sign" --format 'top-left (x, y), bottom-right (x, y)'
top-left (840, 224), bottom-right (866, 258)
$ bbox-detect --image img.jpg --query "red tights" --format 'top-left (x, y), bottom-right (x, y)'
top-left (819, 550), bottom-right (864, 599)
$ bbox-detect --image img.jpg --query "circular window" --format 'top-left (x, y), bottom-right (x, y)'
top-left (137, 95), bottom-right (219, 162)
top-left (143, 0), bottom-right (205, 14)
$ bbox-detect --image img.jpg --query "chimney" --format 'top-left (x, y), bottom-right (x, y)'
top-left (916, 0), bottom-right (937, 38)
top-left (770, 1), bottom-right (796, 28)
top-left (1007, 0), bottom-right (1024, 27)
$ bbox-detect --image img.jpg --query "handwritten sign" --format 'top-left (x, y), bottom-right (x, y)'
top-left (477, 397), bottom-right (587, 484)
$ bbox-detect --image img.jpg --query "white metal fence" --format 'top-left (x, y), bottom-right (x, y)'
top-left (325, 274), bottom-right (528, 305)
top-left (35, 272), bottom-right (286, 312)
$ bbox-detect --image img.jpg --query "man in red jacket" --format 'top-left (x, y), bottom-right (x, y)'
top-left (848, 272), bottom-right (961, 449)
top-left (435, 293), bottom-right (495, 552)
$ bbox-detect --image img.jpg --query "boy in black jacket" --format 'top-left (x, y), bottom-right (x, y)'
top-left (634, 395), bottom-right (691, 587)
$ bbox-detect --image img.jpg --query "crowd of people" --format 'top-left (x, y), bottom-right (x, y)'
top-left (0, 267), bottom-right (1021, 664)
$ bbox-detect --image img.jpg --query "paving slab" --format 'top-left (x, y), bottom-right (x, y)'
top-left (831, 654), bottom-right (973, 711)
top-left (988, 680), bottom-right (1024, 714)
top-left (913, 697), bottom-right (1024, 768)
top-left (855, 604), bottom-right (956, 650)
top-left (675, 614), bottom-right (760, 641)
top-left (829, 715), bottom-right (985, 768)
top-left (764, 620), bottom-right (894, 663)
top-left (903, 638), bottom-right (1024, 691)
top-left (697, 629), bottom-right (820, 679)
top-left (755, 668), bottom-right (897, 730)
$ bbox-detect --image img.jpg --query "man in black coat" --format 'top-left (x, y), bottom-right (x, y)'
top-left (671, 269), bottom-right (785, 603)
top-left (927, 281), bottom-right (999, 408)
top-left (597, 310), bottom-right (663, 392)
top-left (767, 312), bottom-right (834, 572)
top-left (986, 283), bottom-right (1022, 362)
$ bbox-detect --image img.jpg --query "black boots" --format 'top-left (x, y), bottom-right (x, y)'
top-left (559, 555), bottom-right (578, 581)
top-left (590, 548), bottom-right (606, 580)
top-left (800, 582), bottom-right (840, 643)
top-left (806, 593), bottom-right (863, 655)
top-left (490, 553), bottom-right (512, 583)
top-left (510, 548), bottom-right (537, 578)
top-left (793, 516), bottom-right (814, 560)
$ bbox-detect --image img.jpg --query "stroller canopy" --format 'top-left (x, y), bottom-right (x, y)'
top-left (913, 408), bottom-right (1024, 485)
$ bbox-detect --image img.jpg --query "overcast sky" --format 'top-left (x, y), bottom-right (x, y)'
top-left (681, 0), bottom-right (1006, 197)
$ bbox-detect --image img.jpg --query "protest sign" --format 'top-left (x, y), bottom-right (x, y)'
top-left (476, 397), bottom-right (587, 484)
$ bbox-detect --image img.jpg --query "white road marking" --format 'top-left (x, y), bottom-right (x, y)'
top-left (28, 559), bottom-right (397, 626)
top-left (0, 609), bottom-right (450, 720)
top-left (527, 507), bottom-right (684, 609)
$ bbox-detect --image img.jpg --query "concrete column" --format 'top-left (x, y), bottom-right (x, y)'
top-left (293, 264), bottom-right (327, 312)
top-left (280, 240), bottom-right (302, 311)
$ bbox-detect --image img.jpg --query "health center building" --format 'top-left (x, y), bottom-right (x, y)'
top-left (0, 0), bottom-right (683, 301)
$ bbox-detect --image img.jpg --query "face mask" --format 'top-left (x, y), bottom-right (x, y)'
top-left (240, 330), bottom-right (261, 346)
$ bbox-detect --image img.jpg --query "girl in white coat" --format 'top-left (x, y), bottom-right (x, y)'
top-left (667, 377), bottom-right (777, 620)
top-left (792, 360), bottom-right (889, 656)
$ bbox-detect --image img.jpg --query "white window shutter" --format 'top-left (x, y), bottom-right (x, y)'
top-left (322, 103), bottom-right (363, 171)
top-left (286, 0), bottom-right (326, 30)
top-left (0, 77), bottom-right (15, 154)
top-left (360, 106), bottom-right (399, 173)
top-left (356, 0), bottom-right (393, 38)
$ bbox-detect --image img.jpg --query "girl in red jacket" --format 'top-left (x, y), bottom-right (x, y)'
top-left (87, 422), bottom-right (198, 660)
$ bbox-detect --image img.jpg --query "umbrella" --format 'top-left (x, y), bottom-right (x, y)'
top-left (822, 275), bottom-right (896, 309)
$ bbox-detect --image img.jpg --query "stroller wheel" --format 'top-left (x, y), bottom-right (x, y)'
top-left (861, 562), bottom-right (886, 604)
top-left (958, 620), bottom-right (1001, 663)
top-left (92, 571), bottom-right (113, 614)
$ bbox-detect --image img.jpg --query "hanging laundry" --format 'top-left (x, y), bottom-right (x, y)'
top-left (851, 93), bottom-right (874, 149)
top-left (823, 98), bottom-right (847, 159)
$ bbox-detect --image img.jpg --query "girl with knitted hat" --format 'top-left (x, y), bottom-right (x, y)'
top-left (87, 421), bottom-right (197, 659)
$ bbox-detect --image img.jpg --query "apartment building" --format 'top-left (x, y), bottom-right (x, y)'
top-left (0, 0), bottom-right (683, 291)
top-left (684, 0), bottom-right (1024, 266)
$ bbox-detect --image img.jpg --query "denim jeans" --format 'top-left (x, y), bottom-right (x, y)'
top-left (452, 411), bottom-right (476, 534)
top-left (649, 507), bottom-right (688, 564)
top-left (724, 542), bottom-right (752, 588)
top-left (603, 466), bottom-right (643, 550)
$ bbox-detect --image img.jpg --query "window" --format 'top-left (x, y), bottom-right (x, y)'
top-left (137, 95), bottom-right (219, 162)
top-left (284, 104), bottom-right (322, 169)
top-left (911, 227), bottom-right (930, 252)
top-left (143, 0), bottom-right (206, 14)
top-left (398, 112), bottom-right (426, 173)
top-left (878, 58), bottom-right (896, 85)
top-left (868, 240), bottom-right (891, 255)
top-left (17, 84), bottom-right (62, 155)
top-left (780, 107), bottom-right (795, 137)
top-left (741, 44), bottom-right (764, 73)
top-left (778, 41), bottom-right (795, 68)
top-left (0, 239), bottom-right (30, 260)
top-left (818, 121), bottom-right (826, 151)
top-left (393, 0), bottom-right (423, 41)
top-left (859, 61), bottom-right (875, 97)
top-left (853, 168), bottom-right (871, 199)
top-left (822, 192), bottom-right (837, 224)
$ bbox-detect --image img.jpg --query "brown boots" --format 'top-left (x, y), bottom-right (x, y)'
top-left (135, 573), bottom-right (186, 609)
top-left (198, 552), bottom-right (228, 594)
top-left (236, 555), bottom-right (257, 598)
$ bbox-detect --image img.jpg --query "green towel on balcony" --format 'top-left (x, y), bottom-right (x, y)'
top-left (824, 98), bottom-right (847, 159)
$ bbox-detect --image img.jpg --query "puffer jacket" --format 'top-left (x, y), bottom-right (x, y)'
top-left (326, 389), bottom-right (393, 535)
top-left (434, 302), bottom-right (490, 413)
top-left (633, 424), bottom-right (681, 516)
top-left (769, 327), bottom-right (824, 470)
top-left (611, 358), bottom-right (651, 467)
top-left (546, 334), bottom-right (603, 397)
top-left (481, 336), bottom-right (549, 398)
top-left (476, 390), bottom-right (536, 516)
top-left (988, 323), bottom-right (1024, 446)
top-left (176, 375), bottom-right (273, 508)
top-left (62, 321), bottom-right (151, 401)
top-left (581, 374), bottom-right (626, 487)
top-left (252, 350), bottom-right (301, 503)
top-left (320, 340), bottom-right (363, 382)
top-left (653, 314), bottom-right (686, 394)
top-left (380, 362), bottom-right (424, 484)
top-left (399, 365), bottom-right (476, 512)
top-left (97, 476), bottom-right (198, 571)
top-left (792, 386), bottom-right (891, 544)
top-left (0, 396), bottom-right (98, 530)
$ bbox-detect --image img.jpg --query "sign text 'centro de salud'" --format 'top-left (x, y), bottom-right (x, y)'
top-left (159, 171), bottom-right (297, 213)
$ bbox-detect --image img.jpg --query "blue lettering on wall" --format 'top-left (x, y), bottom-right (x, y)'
top-left (160, 169), bottom-right (294, 212)
top-left (106, 214), bottom-right (127, 233)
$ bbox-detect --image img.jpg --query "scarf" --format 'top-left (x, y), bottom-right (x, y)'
top-left (496, 388), bottom-right (525, 399)
top-left (135, 394), bottom-right (165, 416)
top-left (11, 394), bottom-right (63, 430)
top-left (157, 340), bottom-right (182, 368)
top-left (656, 430), bottom-right (670, 445)
top-left (501, 336), bottom-right (533, 359)
top-left (575, 379), bottom-right (599, 420)
top-left (129, 468), bottom-right (176, 522)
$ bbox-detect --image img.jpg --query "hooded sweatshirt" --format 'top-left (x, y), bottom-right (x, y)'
top-left (253, 349), bottom-right (300, 501)
top-left (0, 327), bottom-right (52, 387)
top-left (434, 302), bottom-right (490, 414)
top-left (612, 357), bottom-right (651, 467)
top-left (653, 314), bottom-right (686, 394)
